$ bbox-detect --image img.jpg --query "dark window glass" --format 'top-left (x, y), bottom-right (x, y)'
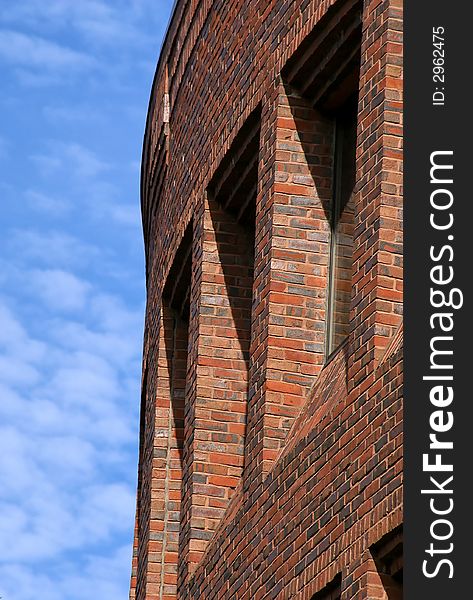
top-left (326, 95), bottom-right (357, 358)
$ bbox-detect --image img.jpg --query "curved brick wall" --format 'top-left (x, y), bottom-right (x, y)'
top-left (131, 0), bottom-right (403, 598)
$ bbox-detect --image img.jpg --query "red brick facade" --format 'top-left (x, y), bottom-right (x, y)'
top-left (131, 0), bottom-right (403, 598)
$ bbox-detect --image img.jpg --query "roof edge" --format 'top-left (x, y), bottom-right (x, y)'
top-left (140, 0), bottom-right (184, 272)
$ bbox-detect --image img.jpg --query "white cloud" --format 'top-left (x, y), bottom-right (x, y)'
top-left (0, 300), bottom-right (47, 362)
top-left (109, 203), bottom-right (141, 228)
top-left (0, 0), bottom-right (158, 47)
top-left (30, 269), bottom-right (91, 311)
top-left (31, 141), bottom-right (110, 179)
top-left (90, 293), bottom-right (143, 335)
top-left (29, 152), bottom-right (62, 175)
top-left (65, 143), bottom-right (111, 178)
top-left (0, 287), bottom-right (140, 586)
top-left (0, 1), bottom-right (175, 597)
top-left (50, 355), bottom-right (120, 410)
top-left (37, 435), bottom-right (97, 478)
top-left (26, 148), bottom-right (142, 228)
top-left (26, 142), bottom-right (142, 230)
top-left (7, 230), bottom-right (101, 268)
top-left (0, 355), bottom-right (40, 386)
top-left (0, 544), bottom-right (132, 600)
top-left (25, 189), bottom-right (70, 215)
top-left (42, 103), bottom-right (103, 123)
top-left (0, 29), bottom-right (95, 71)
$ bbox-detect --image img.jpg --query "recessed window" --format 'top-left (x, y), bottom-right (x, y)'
top-left (203, 106), bottom-right (261, 472)
top-left (311, 573), bottom-right (342, 600)
top-left (370, 525), bottom-right (404, 599)
top-left (151, 222), bottom-right (193, 585)
top-left (325, 94), bottom-right (357, 358)
top-left (162, 222), bottom-right (193, 488)
top-left (282, 0), bottom-right (362, 361)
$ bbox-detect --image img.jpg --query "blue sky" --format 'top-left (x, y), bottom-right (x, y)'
top-left (0, 1), bottom-right (174, 598)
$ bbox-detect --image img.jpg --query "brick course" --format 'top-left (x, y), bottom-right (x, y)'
top-left (131, 0), bottom-right (403, 598)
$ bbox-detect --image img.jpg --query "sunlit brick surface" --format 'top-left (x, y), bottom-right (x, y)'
top-left (131, 0), bottom-right (403, 598)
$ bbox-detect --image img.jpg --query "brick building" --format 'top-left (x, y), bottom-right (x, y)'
top-left (130, 0), bottom-right (403, 598)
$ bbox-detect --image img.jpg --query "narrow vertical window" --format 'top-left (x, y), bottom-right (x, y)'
top-left (370, 526), bottom-right (404, 600)
top-left (207, 108), bottom-right (259, 397)
top-left (281, 0), bottom-right (362, 361)
top-left (162, 223), bottom-right (192, 466)
top-left (154, 223), bottom-right (192, 588)
top-left (181, 109), bottom-right (260, 559)
top-left (311, 573), bottom-right (342, 600)
top-left (326, 94), bottom-right (358, 357)
top-left (206, 106), bottom-right (260, 444)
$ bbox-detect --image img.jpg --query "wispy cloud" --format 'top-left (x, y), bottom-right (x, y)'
top-left (30, 269), bottom-right (92, 311)
top-left (25, 189), bottom-right (70, 215)
top-left (0, 29), bottom-right (95, 71)
top-left (31, 141), bottom-right (110, 179)
top-left (0, 545), bottom-right (132, 600)
top-left (0, 1), bottom-right (174, 598)
top-left (7, 229), bottom-right (101, 268)
top-left (0, 0), bottom-right (159, 47)
top-left (109, 203), bottom-right (141, 228)
top-left (42, 103), bottom-right (103, 123)
top-left (0, 279), bottom-right (141, 591)
top-left (28, 141), bottom-right (142, 229)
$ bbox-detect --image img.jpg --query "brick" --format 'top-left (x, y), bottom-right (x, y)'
top-left (132, 0), bottom-right (404, 599)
